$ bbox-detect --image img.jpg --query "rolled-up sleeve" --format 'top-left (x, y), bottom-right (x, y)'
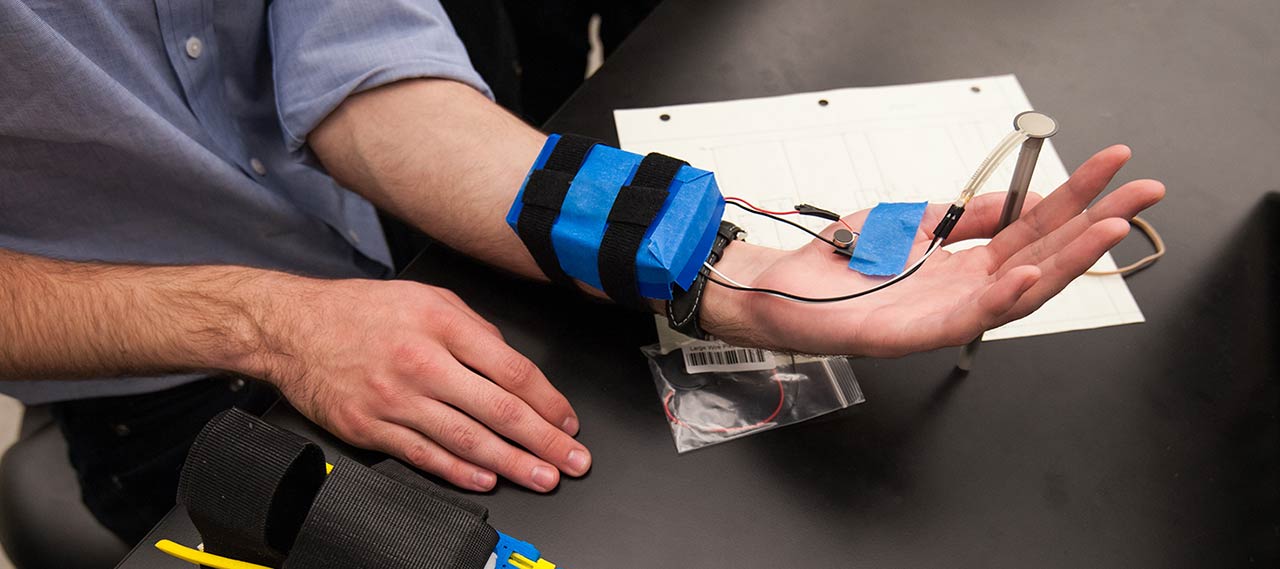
top-left (269, 0), bottom-right (492, 152)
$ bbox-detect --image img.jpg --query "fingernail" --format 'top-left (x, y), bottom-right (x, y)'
top-left (472, 471), bottom-right (496, 490)
top-left (567, 449), bottom-right (591, 474)
top-left (531, 465), bottom-right (557, 491)
top-left (561, 416), bottom-right (579, 434)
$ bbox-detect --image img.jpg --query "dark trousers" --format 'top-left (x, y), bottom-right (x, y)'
top-left (51, 377), bottom-right (278, 544)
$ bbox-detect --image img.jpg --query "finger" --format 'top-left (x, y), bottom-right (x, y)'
top-left (920, 191), bottom-right (1045, 243)
top-left (446, 324), bottom-right (580, 435)
top-left (435, 289), bottom-right (504, 339)
top-left (432, 363), bottom-right (591, 477)
top-left (998, 179), bottom-right (1165, 271)
top-left (1008, 218), bottom-right (1131, 319)
top-left (931, 265), bottom-right (1041, 346)
top-left (987, 145), bottom-right (1131, 262)
top-left (860, 264), bottom-right (1038, 357)
top-left (366, 421), bottom-right (497, 491)
top-left (398, 397), bottom-right (564, 492)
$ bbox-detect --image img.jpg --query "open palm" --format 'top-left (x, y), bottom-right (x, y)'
top-left (702, 145), bottom-right (1165, 357)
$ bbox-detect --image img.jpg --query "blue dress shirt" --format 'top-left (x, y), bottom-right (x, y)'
top-left (0, 0), bottom-right (492, 403)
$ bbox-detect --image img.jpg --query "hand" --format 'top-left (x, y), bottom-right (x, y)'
top-left (250, 278), bottom-right (590, 492)
top-left (701, 145), bottom-right (1165, 357)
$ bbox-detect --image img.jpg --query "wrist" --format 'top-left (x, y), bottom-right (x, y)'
top-left (697, 240), bottom-right (784, 346)
top-left (192, 267), bottom-right (308, 386)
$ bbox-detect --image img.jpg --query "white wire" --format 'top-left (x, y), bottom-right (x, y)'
top-left (703, 262), bottom-right (750, 288)
top-left (703, 239), bottom-right (944, 304)
top-left (704, 124), bottom-right (1025, 304)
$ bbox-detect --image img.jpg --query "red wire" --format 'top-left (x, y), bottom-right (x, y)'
top-left (663, 375), bottom-right (787, 434)
top-left (724, 196), bottom-right (799, 216)
top-left (724, 196), bottom-right (855, 233)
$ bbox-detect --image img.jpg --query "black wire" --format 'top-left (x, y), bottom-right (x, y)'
top-left (724, 200), bottom-right (843, 248)
top-left (703, 238), bottom-right (942, 303)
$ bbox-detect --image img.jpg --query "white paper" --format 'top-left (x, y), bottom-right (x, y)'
top-left (615, 75), bottom-right (1143, 341)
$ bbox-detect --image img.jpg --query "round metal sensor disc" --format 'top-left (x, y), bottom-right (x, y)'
top-left (833, 228), bottom-right (854, 246)
top-left (1014, 111), bottom-right (1058, 138)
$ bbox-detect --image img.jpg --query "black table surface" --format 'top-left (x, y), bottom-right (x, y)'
top-left (119, 0), bottom-right (1277, 567)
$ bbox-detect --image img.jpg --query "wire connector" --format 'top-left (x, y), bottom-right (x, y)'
top-left (932, 204), bottom-right (965, 240)
top-left (793, 203), bottom-right (842, 222)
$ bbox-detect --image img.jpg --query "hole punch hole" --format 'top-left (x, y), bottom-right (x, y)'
top-left (970, 85), bottom-right (982, 93)
top-left (818, 99), bottom-right (829, 107)
top-left (659, 113), bottom-right (671, 121)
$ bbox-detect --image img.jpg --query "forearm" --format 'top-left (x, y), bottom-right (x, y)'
top-left (311, 79), bottom-right (548, 280)
top-left (309, 80), bottom-right (778, 329)
top-left (0, 248), bottom-right (284, 381)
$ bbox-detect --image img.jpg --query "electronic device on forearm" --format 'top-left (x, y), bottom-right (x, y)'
top-left (506, 119), bottom-right (1065, 334)
top-left (505, 134), bottom-right (724, 310)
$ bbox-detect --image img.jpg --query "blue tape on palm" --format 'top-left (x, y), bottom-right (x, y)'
top-left (506, 137), bottom-right (723, 299)
top-left (848, 202), bottom-right (928, 276)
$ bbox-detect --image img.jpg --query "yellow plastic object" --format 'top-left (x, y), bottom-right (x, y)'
top-left (154, 540), bottom-right (272, 569)
top-left (164, 463), bottom-right (557, 569)
top-left (510, 552), bottom-right (557, 569)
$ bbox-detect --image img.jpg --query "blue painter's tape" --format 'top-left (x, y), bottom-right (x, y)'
top-left (506, 135), bottom-right (724, 297)
top-left (635, 166), bottom-right (723, 296)
top-left (551, 145), bottom-right (643, 289)
top-left (637, 198), bottom-right (723, 299)
top-left (673, 198), bottom-right (724, 287)
top-left (848, 202), bottom-right (928, 276)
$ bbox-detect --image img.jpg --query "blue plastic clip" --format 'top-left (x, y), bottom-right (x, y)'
top-left (494, 532), bottom-right (556, 569)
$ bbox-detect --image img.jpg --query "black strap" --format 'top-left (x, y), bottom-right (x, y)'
top-left (667, 221), bottom-right (743, 340)
top-left (177, 408), bottom-right (328, 567)
top-left (598, 153), bottom-right (687, 308)
top-left (517, 134), bottom-right (600, 286)
top-left (283, 457), bottom-right (499, 569)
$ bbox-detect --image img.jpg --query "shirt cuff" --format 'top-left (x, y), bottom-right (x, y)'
top-left (269, 0), bottom-right (493, 154)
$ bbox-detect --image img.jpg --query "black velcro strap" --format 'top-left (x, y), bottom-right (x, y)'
top-left (520, 170), bottom-right (575, 209)
top-left (177, 408), bottom-right (328, 567)
top-left (598, 153), bottom-right (687, 308)
top-left (516, 134), bottom-right (600, 286)
top-left (627, 152), bottom-right (687, 191)
top-left (606, 186), bottom-right (669, 225)
top-left (283, 457), bottom-right (499, 569)
top-left (541, 134), bottom-right (598, 173)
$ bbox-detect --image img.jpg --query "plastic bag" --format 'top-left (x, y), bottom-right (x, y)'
top-left (642, 338), bottom-right (864, 452)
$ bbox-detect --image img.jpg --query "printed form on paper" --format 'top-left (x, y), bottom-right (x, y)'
top-left (614, 75), bottom-right (1143, 342)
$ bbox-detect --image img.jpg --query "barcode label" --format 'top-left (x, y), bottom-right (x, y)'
top-left (682, 341), bottom-right (777, 374)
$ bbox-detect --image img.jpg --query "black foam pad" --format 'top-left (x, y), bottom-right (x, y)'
top-left (283, 457), bottom-right (499, 569)
top-left (177, 408), bottom-right (328, 567)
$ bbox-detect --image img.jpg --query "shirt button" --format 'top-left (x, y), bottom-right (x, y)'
top-left (347, 229), bottom-right (361, 244)
top-left (250, 157), bottom-right (267, 176)
top-left (185, 36), bottom-right (203, 59)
